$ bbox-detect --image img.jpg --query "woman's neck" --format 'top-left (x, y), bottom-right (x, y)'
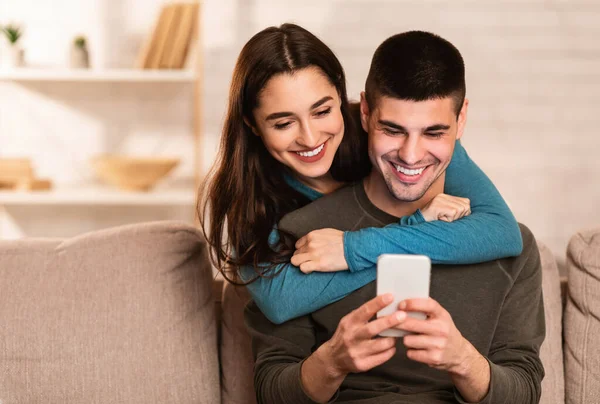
top-left (295, 172), bottom-right (345, 195)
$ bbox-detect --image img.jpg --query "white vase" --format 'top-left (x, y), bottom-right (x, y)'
top-left (69, 46), bottom-right (90, 69)
top-left (5, 45), bottom-right (24, 68)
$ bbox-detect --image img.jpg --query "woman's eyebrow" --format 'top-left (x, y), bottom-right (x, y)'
top-left (310, 96), bottom-right (333, 110)
top-left (265, 96), bottom-right (333, 121)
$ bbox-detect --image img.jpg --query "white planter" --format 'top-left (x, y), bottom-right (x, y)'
top-left (69, 46), bottom-right (90, 69)
top-left (4, 45), bottom-right (24, 68)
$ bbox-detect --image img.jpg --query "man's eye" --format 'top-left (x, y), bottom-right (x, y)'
top-left (426, 132), bottom-right (444, 139)
top-left (315, 107), bottom-right (331, 117)
top-left (274, 122), bottom-right (292, 130)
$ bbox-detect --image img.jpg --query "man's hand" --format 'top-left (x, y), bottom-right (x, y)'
top-left (420, 194), bottom-right (471, 222)
top-left (291, 228), bottom-right (348, 273)
top-left (397, 298), bottom-right (490, 402)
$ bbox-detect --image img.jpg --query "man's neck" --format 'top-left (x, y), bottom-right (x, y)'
top-left (363, 170), bottom-right (445, 219)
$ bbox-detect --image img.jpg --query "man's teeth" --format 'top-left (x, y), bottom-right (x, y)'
top-left (394, 164), bottom-right (425, 176)
top-left (296, 143), bottom-right (324, 157)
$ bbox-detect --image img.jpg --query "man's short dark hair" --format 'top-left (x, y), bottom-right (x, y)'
top-left (365, 31), bottom-right (466, 117)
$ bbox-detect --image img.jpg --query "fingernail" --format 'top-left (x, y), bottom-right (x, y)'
top-left (398, 301), bottom-right (407, 310)
top-left (395, 312), bottom-right (406, 321)
top-left (383, 294), bottom-right (393, 304)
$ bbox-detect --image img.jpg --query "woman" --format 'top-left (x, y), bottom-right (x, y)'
top-left (199, 23), bottom-right (521, 324)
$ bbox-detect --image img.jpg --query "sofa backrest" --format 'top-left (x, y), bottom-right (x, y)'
top-left (220, 282), bottom-right (255, 404)
top-left (0, 221), bottom-right (220, 404)
top-left (538, 242), bottom-right (566, 404)
top-left (564, 227), bottom-right (600, 404)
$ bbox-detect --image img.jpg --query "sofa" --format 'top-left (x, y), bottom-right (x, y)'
top-left (0, 221), bottom-right (598, 404)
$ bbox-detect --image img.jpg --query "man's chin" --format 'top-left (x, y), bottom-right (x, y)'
top-left (388, 183), bottom-right (428, 203)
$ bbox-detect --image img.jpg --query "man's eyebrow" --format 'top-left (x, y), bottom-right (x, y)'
top-left (265, 96), bottom-right (333, 121)
top-left (425, 124), bottom-right (451, 131)
top-left (378, 120), bottom-right (408, 132)
top-left (378, 120), bottom-right (451, 132)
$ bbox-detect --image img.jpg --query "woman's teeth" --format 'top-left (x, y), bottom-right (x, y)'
top-left (394, 164), bottom-right (425, 176)
top-left (296, 143), bottom-right (324, 157)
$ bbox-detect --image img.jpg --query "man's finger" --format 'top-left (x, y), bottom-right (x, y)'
top-left (359, 346), bottom-right (397, 371)
top-left (399, 298), bottom-right (441, 316)
top-left (366, 336), bottom-right (397, 354)
top-left (359, 311), bottom-right (406, 339)
top-left (352, 294), bottom-right (394, 323)
top-left (394, 317), bottom-right (439, 335)
top-left (402, 335), bottom-right (446, 350)
top-left (405, 349), bottom-right (431, 365)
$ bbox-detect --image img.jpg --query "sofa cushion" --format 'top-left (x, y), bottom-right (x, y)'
top-left (564, 227), bottom-right (600, 404)
top-left (0, 221), bottom-right (219, 404)
top-left (537, 242), bottom-right (565, 404)
top-left (220, 282), bottom-right (256, 404)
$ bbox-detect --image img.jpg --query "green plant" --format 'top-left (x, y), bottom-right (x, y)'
top-left (74, 35), bottom-right (87, 49)
top-left (1, 24), bottom-right (23, 45)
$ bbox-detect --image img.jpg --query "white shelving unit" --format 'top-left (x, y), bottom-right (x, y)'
top-left (0, 187), bottom-right (196, 206)
top-left (0, 68), bottom-right (196, 83)
top-left (0, 68), bottom-right (201, 208)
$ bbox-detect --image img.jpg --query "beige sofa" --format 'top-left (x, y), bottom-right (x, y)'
top-left (1, 221), bottom-right (598, 404)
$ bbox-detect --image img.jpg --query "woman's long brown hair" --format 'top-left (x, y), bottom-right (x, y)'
top-left (198, 24), bottom-right (370, 284)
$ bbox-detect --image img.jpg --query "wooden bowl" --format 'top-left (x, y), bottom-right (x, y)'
top-left (91, 155), bottom-right (180, 191)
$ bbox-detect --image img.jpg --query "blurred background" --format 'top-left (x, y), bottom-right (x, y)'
top-left (1, 0), bottom-right (599, 267)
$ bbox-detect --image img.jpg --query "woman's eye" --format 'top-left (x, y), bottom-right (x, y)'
top-left (274, 121), bottom-right (292, 130)
top-left (315, 107), bottom-right (331, 117)
top-left (382, 128), bottom-right (401, 136)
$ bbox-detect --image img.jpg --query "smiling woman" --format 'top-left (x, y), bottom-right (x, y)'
top-left (250, 68), bottom-right (345, 193)
top-left (198, 23), bottom-right (370, 281)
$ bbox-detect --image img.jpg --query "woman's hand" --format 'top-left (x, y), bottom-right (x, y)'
top-left (291, 228), bottom-right (348, 273)
top-left (420, 194), bottom-right (471, 222)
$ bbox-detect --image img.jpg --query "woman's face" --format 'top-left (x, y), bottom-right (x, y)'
top-left (251, 67), bottom-right (345, 184)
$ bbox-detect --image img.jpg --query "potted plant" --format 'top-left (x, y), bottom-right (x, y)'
top-left (70, 35), bottom-right (90, 68)
top-left (1, 24), bottom-right (24, 68)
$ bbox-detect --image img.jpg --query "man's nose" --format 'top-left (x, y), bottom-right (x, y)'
top-left (398, 135), bottom-right (424, 165)
top-left (297, 122), bottom-right (319, 149)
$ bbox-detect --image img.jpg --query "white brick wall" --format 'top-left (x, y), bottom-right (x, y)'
top-left (202, 0), bottom-right (600, 260)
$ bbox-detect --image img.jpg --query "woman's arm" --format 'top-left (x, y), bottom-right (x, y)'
top-left (240, 245), bottom-right (376, 324)
top-left (343, 140), bottom-right (522, 271)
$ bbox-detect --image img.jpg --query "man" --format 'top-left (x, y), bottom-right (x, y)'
top-left (245, 31), bottom-right (545, 404)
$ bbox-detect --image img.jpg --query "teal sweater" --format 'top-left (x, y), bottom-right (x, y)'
top-left (241, 141), bottom-right (523, 324)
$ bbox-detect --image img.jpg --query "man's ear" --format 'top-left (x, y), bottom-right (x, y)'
top-left (360, 92), bottom-right (370, 133)
top-left (244, 117), bottom-right (260, 136)
top-left (456, 98), bottom-right (469, 141)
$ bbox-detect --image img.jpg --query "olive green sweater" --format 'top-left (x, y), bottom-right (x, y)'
top-left (245, 182), bottom-right (545, 404)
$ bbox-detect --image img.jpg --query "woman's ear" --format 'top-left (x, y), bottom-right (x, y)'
top-left (244, 117), bottom-right (260, 136)
top-left (359, 92), bottom-right (370, 133)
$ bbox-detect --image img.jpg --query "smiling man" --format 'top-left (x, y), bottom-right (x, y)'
top-left (245, 31), bottom-right (545, 404)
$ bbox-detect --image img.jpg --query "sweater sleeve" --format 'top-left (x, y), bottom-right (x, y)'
top-left (240, 228), bottom-right (377, 324)
top-left (344, 140), bottom-right (523, 272)
top-left (455, 226), bottom-right (545, 404)
top-left (244, 301), bottom-right (338, 404)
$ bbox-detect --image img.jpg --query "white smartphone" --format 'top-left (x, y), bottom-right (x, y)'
top-left (376, 254), bottom-right (431, 337)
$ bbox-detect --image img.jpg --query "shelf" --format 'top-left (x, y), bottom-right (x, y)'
top-left (0, 68), bottom-right (196, 83)
top-left (0, 186), bottom-right (197, 206)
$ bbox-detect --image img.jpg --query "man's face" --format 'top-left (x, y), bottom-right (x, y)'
top-left (360, 94), bottom-right (468, 203)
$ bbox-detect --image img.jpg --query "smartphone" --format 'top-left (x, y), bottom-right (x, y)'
top-left (376, 254), bottom-right (431, 337)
